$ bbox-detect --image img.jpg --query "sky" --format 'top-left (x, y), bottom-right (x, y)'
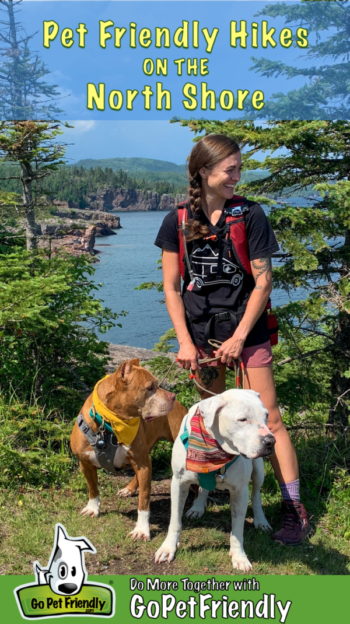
top-left (63, 120), bottom-right (198, 164)
top-left (20, 1), bottom-right (316, 120)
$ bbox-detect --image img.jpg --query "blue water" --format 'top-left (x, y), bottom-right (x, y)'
top-left (92, 210), bottom-right (307, 350)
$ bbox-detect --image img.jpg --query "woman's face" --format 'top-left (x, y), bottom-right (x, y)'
top-left (199, 152), bottom-right (242, 201)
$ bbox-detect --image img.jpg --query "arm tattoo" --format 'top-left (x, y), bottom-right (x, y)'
top-left (252, 256), bottom-right (272, 287)
top-left (198, 367), bottom-right (219, 390)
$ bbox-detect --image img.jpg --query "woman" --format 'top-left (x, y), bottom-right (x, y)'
top-left (154, 134), bottom-right (310, 546)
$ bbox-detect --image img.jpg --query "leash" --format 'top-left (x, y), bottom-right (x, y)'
top-left (156, 341), bottom-right (245, 396)
top-left (188, 339), bottom-right (245, 396)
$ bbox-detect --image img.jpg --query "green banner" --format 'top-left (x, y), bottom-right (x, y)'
top-left (15, 582), bottom-right (113, 618)
top-left (3, 575), bottom-right (349, 622)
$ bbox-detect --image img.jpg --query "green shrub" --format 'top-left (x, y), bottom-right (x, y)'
top-left (0, 395), bottom-right (75, 488)
top-left (0, 248), bottom-right (122, 408)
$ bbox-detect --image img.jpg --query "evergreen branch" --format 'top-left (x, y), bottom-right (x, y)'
top-left (276, 348), bottom-right (326, 366)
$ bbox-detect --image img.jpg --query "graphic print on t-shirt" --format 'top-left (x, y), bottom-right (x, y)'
top-left (190, 244), bottom-right (244, 290)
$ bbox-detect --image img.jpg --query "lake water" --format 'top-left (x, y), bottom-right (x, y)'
top-left (92, 210), bottom-right (307, 350)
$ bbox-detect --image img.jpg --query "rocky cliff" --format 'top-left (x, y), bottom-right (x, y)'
top-left (37, 225), bottom-right (97, 257)
top-left (53, 189), bottom-right (188, 212)
top-left (48, 208), bottom-right (121, 233)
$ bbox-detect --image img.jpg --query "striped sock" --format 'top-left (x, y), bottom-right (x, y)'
top-left (279, 479), bottom-right (300, 502)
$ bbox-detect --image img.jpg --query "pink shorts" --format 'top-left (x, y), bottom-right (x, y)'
top-left (195, 340), bottom-right (273, 369)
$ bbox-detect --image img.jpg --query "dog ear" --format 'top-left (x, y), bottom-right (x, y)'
top-left (56, 524), bottom-right (96, 554)
top-left (57, 525), bottom-right (69, 549)
top-left (199, 395), bottom-right (227, 431)
top-left (117, 359), bottom-right (139, 380)
top-left (72, 538), bottom-right (96, 554)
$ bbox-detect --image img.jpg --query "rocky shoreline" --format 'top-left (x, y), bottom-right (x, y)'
top-left (106, 343), bottom-right (176, 373)
top-left (30, 208), bottom-right (121, 258)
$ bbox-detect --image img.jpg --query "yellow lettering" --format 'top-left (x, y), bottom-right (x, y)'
top-left (109, 90), bottom-right (123, 110)
top-left (230, 21), bottom-right (248, 48)
top-left (156, 83), bottom-right (171, 110)
top-left (43, 21), bottom-right (59, 48)
top-left (126, 89), bottom-right (139, 109)
top-left (201, 82), bottom-right (216, 110)
top-left (251, 90), bottom-right (264, 110)
top-left (99, 20), bottom-right (113, 48)
top-left (174, 21), bottom-right (189, 48)
top-left (183, 83), bottom-right (197, 110)
top-left (139, 28), bottom-right (152, 48)
top-left (219, 90), bottom-right (234, 110)
top-left (61, 28), bottom-right (73, 48)
top-left (87, 83), bottom-right (105, 110)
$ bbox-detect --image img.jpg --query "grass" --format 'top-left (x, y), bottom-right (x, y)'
top-left (0, 448), bottom-right (349, 577)
top-left (0, 357), bottom-right (349, 577)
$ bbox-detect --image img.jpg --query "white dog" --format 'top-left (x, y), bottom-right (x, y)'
top-left (34, 524), bottom-right (95, 596)
top-left (155, 389), bottom-right (275, 573)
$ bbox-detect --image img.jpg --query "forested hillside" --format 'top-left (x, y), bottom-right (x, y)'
top-left (0, 159), bottom-right (268, 208)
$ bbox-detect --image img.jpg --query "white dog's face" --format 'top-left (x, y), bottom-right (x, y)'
top-left (198, 389), bottom-right (275, 459)
top-left (47, 526), bottom-right (94, 596)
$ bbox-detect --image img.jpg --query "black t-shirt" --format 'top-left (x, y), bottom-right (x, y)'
top-left (154, 200), bottom-right (279, 348)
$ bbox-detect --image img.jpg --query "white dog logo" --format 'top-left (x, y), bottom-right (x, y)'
top-left (33, 524), bottom-right (95, 596)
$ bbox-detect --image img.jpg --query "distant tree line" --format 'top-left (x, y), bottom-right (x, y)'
top-left (0, 163), bottom-right (187, 208)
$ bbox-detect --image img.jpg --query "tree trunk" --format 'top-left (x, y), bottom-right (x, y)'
top-left (6, 0), bottom-right (23, 118)
top-left (21, 162), bottom-right (37, 251)
top-left (327, 228), bottom-right (350, 430)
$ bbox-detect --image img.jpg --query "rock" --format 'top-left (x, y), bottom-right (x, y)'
top-left (52, 199), bottom-right (80, 209)
top-left (40, 223), bottom-right (62, 236)
top-left (175, 193), bottom-right (188, 205)
top-left (81, 187), bottom-right (185, 212)
top-left (159, 194), bottom-right (175, 211)
top-left (38, 225), bottom-right (97, 257)
top-left (107, 343), bottom-right (176, 373)
top-left (48, 208), bottom-right (121, 229)
top-left (49, 190), bottom-right (187, 213)
top-left (94, 222), bottom-right (117, 236)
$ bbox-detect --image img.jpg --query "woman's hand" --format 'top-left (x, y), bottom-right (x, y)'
top-left (176, 341), bottom-right (199, 370)
top-left (214, 329), bottom-right (246, 365)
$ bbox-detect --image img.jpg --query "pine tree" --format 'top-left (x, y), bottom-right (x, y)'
top-left (0, 120), bottom-right (67, 249)
top-left (0, 0), bottom-right (62, 119)
top-left (249, 1), bottom-right (350, 119)
top-left (173, 118), bottom-right (350, 429)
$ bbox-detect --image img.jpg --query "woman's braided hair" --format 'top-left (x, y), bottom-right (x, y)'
top-left (184, 134), bottom-right (240, 241)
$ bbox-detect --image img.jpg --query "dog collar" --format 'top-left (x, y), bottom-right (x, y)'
top-left (92, 375), bottom-right (140, 446)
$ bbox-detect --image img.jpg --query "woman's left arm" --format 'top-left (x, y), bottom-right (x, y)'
top-left (215, 257), bottom-right (273, 364)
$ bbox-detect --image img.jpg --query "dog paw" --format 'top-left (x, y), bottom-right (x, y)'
top-left (155, 543), bottom-right (177, 564)
top-left (230, 551), bottom-right (252, 573)
top-left (118, 487), bottom-right (136, 498)
top-left (80, 505), bottom-right (100, 518)
top-left (128, 526), bottom-right (150, 542)
top-left (186, 504), bottom-right (206, 520)
top-left (254, 518), bottom-right (272, 532)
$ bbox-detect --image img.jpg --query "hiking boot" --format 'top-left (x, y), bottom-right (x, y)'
top-left (272, 500), bottom-right (311, 546)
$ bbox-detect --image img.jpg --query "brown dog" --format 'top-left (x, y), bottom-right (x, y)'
top-left (70, 359), bottom-right (186, 541)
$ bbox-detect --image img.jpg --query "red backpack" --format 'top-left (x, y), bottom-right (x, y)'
top-left (177, 195), bottom-right (278, 346)
top-left (177, 195), bottom-right (252, 279)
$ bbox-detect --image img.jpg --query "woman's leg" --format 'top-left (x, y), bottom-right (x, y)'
top-left (194, 364), bottom-right (226, 400)
top-left (243, 365), bottom-right (310, 545)
top-left (243, 365), bottom-right (298, 483)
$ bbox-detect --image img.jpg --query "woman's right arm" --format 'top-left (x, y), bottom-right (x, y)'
top-left (162, 250), bottom-right (199, 370)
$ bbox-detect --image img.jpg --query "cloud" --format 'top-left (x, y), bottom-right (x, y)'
top-left (66, 121), bottom-right (97, 134)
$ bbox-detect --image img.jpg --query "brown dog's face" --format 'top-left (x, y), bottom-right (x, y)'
top-left (101, 359), bottom-right (176, 421)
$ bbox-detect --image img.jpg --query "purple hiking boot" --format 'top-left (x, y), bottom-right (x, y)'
top-left (272, 500), bottom-right (311, 546)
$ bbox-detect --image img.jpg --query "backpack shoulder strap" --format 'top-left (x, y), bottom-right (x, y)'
top-left (177, 202), bottom-right (188, 280)
top-left (224, 195), bottom-right (252, 275)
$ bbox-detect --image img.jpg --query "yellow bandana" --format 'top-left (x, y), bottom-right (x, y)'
top-left (92, 375), bottom-right (140, 446)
